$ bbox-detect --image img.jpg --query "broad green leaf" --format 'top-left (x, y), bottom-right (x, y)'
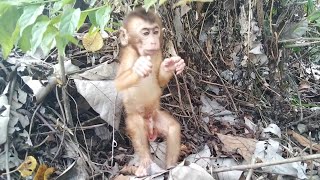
top-left (18, 25), bottom-right (32, 52)
top-left (31, 16), bottom-right (51, 54)
top-left (88, 11), bottom-right (98, 27)
top-left (52, 1), bottom-right (63, 14)
top-left (0, 2), bottom-right (10, 17)
top-left (0, 6), bottom-right (22, 59)
top-left (308, 11), bottom-right (320, 22)
top-left (143, 0), bottom-right (157, 11)
top-left (95, 6), bottom-right (112, 31)
top-left (77, 11), bottom-right (89, 30)
top-left (0, 28), bottom-right (13, 59)
top-left (63, 0), bottom-right (75, 5)
top-left (59, 8), bottom-right (81, 36)
top-left (63, 34), bottom-right (79, 46)
top-left (40, 26), bottom-right (58, 56)
top-left (17, 5), bottom-right (44, 36)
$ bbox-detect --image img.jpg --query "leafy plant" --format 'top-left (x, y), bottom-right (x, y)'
top-left (0, 0), bottom-right (112, 59)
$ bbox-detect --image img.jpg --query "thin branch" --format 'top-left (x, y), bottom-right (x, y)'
top-left (211, 154), bottom-right (320, 173)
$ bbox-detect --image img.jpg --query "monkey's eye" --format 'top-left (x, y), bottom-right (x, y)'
top-left (143, 31), bottom-right (150, 36)
top-left (153, 30), bottom-right (159, 35)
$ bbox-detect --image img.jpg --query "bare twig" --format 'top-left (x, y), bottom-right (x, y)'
top-left (58, 55), bottom-right (73, 126)
top-left (212, 154), bottom-right (320, 173)
top-left (246, 156), bottom-right (256, 180)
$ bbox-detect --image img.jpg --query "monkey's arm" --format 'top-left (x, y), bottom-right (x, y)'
top-left (115, 69), bottom-right (140, 91)
top-left (158, 68), bottom-right (173, 87)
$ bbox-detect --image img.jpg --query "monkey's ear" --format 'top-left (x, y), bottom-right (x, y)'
top-left (119, 27), bottom-right (128, 46)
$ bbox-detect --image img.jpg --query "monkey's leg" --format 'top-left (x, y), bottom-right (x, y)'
top-left (126, 114), bottom-right (152, 176)
top-left (155, 111), bottom-right (181, 168)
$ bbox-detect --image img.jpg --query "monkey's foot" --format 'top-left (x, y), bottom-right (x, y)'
top-left (135, 162), bottom-right (164, 177)
top-left (135, 165), bottom-right (151, 177)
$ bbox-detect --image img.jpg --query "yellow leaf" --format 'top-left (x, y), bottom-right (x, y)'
top-left (17, 156), bottom-right (37, 177)
top-left (82, 31), bottom-right (104, 52)
top-left (159, 0), bottom-right (167, 5)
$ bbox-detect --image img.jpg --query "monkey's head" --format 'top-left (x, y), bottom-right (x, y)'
top-left (119, 7), bottom-right (163, 56)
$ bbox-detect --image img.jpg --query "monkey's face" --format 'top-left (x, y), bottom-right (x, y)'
top-left (128, 18), bottom-right (161, 56)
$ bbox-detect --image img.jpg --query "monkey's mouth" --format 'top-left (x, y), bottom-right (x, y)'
top-left (144, 49), bottom-right (159, 55)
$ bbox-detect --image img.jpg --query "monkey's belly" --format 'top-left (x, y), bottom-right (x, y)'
top-left (123, 84), bottom-right (162, 114)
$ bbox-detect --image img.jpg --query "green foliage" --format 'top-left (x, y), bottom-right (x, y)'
top-left (0, 0), bottom-right (190, 59)
top-left (0, 6), bottom-right (22, 59)
top-left (143, 0), bottom-right (158, 11)
top-left (96, 6), bottom-right (112, 32)
top-left (30, 16), bottom-right (51, 54)
top-left (0, 1), bottom-right (113, 60)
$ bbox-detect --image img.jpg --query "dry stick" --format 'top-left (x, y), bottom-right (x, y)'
top-left (246, 157), bottom-right (256, 180)
top-left (211, 154), bottom-right (320, 173)
top-left (58, 55), bottom-right (73, 126)
top-left (195, 40), bottom-right (238, 113)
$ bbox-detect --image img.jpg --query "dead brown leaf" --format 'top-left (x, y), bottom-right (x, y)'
top-left (217, 133), bottom-right (257, 162)
top-left (288, 130), bottom-right (320, 152)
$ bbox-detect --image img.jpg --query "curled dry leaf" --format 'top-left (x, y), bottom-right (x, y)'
top-left (17, 156), bottom-right (38, 177)
top-left (217, 133), bottom-right (257, 162)
top-left (82, 31), bottom-right (104, 52)
top-left (34, 164), bottom-right (55, 180)
top-left (288, 130), bottom-right (320, 152)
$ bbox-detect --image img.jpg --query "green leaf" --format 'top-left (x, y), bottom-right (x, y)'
top-left (95, 6), bottom-right (112, 31)
top-left (40, 26), bottom-right (58, 56)
top-left (63, 34), bottom-right (79, 46)
top-left (88, 11), bottom-right (98, 27)
top-left (308, 11), bottom-right (320, 22)
top-left (59, 8), bottom-right (81, 36)
top-left (0, 6), bottom-right (22, 59)
top-left (31, 16), bottom-right (51, 54)
top-left (16, 5), bottom-right (44, 37)
top-left (18, 25), bottom-right (32, 52)
top-left (52, 1), bottom-right (63, 14)
top-left (307, 0), bottom-right (315, 16)
top-left (0, 2), bottom-right (11, 17)
top-left (63, 0), bottom-right (75, 5)
top-left (143, 0), bottom-right (157, 11)
top-left (77, 11), bottom-right (89, 30)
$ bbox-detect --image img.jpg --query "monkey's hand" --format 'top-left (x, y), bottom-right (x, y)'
top-left (162, 56), bottom-right (185, 75)
top-left (132, 56), bottom-right (153, 77)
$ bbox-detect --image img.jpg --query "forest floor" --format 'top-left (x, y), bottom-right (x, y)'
top-left (1, 1), bottom-right (320, 180)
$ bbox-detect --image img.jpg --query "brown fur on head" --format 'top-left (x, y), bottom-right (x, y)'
top-left (119, 7), bottom-right (163, 56)
top-left (122, 7), bottom-right (163, 29)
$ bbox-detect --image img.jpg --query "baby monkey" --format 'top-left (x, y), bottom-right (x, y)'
top-left (115, 7), bottom-right (185, 176)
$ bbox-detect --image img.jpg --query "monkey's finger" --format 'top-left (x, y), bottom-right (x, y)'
top-left (170, 56), bottom-right (182, 62)
top-left (145, 56), bottom-right (151, 61)
top-left (134, 68), bottom-right (145, 77)
top-left (141, 58), bottom-right (153, 68)
top-left (176, 64), bottom-right (185, 75)
top-left (175, 59), bottom-right (185, 67)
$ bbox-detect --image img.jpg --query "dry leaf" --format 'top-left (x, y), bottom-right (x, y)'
top-left (17, 156), bottom-right (38, 177)
top-left (44, 167), bottom-right (55, 180)
top-left (34, 164), bottom-right (55, 180)
top-left (298, 80), bottom-right (311, 91)
top-left (217, 133), bottom-right (257, 162)
top-left (82, 31), bottom-right (103, 52)
top-left (34, 164), bottom-right (47, 180)
top-left (288, 130), bottom-right (320, 152)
